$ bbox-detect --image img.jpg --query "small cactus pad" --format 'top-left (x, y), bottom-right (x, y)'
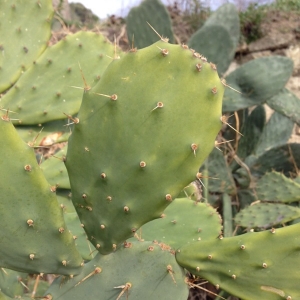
top-left (126, 0), bottom-right (174, 49)
top-left (223, 56), bottom-right (293, 112)
top-left (1, 31), bottom-right (115, 124)
top-left (0, 115), bottom-right (82, 275)
top-left (256, 171), bottom-right (300, 203)
top-left (176, 223), bottom-right (300, 300)
top-left (41, 145), bottom-right (70, 189)
top-left (235, 202), bottom-right (300, 229)
top-left (44, 241), bottom-right (188, 300)
top-left (0, 0), bottom-right (53, 93)
top-left (132, 198), bottom-right (222, 249)
top-left (66, 40), bottom-right (224, 254)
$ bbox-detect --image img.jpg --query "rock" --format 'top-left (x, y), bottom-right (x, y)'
top-left (248, 32), bottom-right (294, 52)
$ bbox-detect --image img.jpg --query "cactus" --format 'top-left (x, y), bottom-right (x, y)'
top-left (235, 202), bottom-right (300, 229)
top-left (249, 143), bottom-right (300, 177)
top-left (66, 40), bottom-right (224, 254)
top-left (188, 4), bottom-right (240, 75)
top-left (132, 198), bottom-right (222, 249)
top-left (44, 241), bottom-right (188, 300)
top-left (176, 223), bottom-right (300, 300)
top-left (0, 114), bottom-right (83, 275)
top-left (1, 31), bottom-right (116, 125)
top-left (0, 0), bottom-right (53, 93)
top-left (223, 56), bottom-right (294, 112)
top-left (256, 171), bottom-right (300, 203)
top-left (126, 0), bottom-right (174, 49)
top-left (1, 1), bottom-right (300, 299)
top-left (0, 268), bottom-right (27, 298)
top-left (255, 111), bottom-right (294, 157)
top-left (267, 88), bottom-right (300, 126)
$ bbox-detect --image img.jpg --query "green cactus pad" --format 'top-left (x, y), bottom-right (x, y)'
top-left (56, 189), bottom-right (76, 213)
top-left (0, 116), bottom-right (82, 275)
top-left (235, 202), bottom-right (300, 229)
top-left (66, 40), bottom-right (224, 254)
top-left (0, 0), bottom-right (53, 93)
top-left (255, 111), bottom-right (294, 157)
top-left (176, 222), bottom-right (300, 300)
top-left (256, 171), bottom-right (300, 203)
top-left (130, 198), bottom-right (222, 249)
top-left (41, 145), bottom-right (70, 189)
top-left (16, 119), bottom-right (72, 146)
top-left (44, 241), bottom-right (188, 300)
top-left (267, 88), bottom-right (300, 126)
top-left (0, 268), bottom-right (27, 298)
top-left (126, 0), bottom-right (174, 49)
top-left (204, 4), bottom-right (240, 48)
top-left (1, 31), bottom-right (115, 124)
top-left (249, 143), bottom-right (300, 177)
top-left (188, 25), bottom-right (234, 76)
top-left (223, 56), bottom-right (294, 112)
top-left (189, 3), bottom-right (239, 75)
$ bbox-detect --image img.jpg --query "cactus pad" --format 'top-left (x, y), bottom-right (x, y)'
top-left (223, 56), bottom-right (294, 112)
top-left (1, 31), bottom-right (115, 124)
top-left (256, 171), bottom-right (300, 203)
top-left (235, 202), bottom-right (300, 229)
top-left (44, 241), bottom-right (188, 300)
top-left (0, 116), bottom-right (82, 275)
top-left (126, 0), bottom-right (174, 49)
top-left (0, 0), bottom-right (53, 92)
top-left (66, 40), bottom-right (224, 254)
top-left (267, 88), bottom-right (300, 126)
top-left (176, 223), bottom-right (300, 300)
top-left (132, 198), bottom-right (222, 249)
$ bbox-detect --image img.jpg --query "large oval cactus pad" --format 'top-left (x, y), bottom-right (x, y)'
top-left (66, 40), bottom-right (224, 254)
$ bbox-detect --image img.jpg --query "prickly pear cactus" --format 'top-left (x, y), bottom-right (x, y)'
top-left (1, 31), bottom-right (115, 124)
top-left (176, 223), bottom-right (300, 300)
top-left (235, 202), bottom-right (300, 229)
top-left (0, 0), bottom-right (53, 93)
top-left (0, 114), bottom-right (83, 275)
top-left (66, 40), bottom-right (224, 254)
top-left (126, 0), bottom-right (174, 49)
top-left (132, 198), bottom-right (222, 249)
top-left (256, 171), bottom-right (300, 203)
top-left (223, 56), bottom-right (293, 112)
top-left (44, 241), bottom-right (188, 300)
